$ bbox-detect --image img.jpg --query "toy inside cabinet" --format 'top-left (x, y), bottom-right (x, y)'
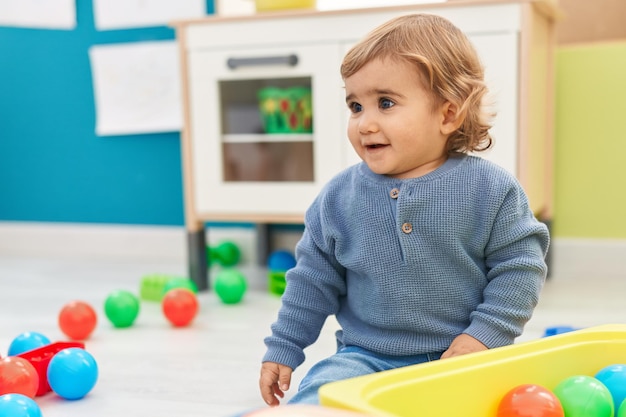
top-left (173, 0), bottom-right (558, 290)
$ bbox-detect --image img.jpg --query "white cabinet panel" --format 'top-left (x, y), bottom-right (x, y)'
top-left (188, 43), bottom-right (345, 216)
top-left (469, 32), bottom-right (519, 175)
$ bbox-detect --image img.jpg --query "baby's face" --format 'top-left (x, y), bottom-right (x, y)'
top-left (344, 57), bottom-right (449, 179)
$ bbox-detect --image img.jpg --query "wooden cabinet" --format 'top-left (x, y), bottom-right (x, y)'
top-left (174, 0), bottom-right (558, 289)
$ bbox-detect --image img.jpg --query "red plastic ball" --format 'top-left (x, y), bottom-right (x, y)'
top-left (162, 289), bottom-right (198, 327)
top-left (0, 356), bottom-right (39, 398)
top-left (58, 300), bottom-right (97, 340)
top-left (497, 383), bottom-right (564, 417)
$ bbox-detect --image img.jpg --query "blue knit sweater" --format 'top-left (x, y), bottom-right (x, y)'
top-left (263, 154), bottom-right (550, 371)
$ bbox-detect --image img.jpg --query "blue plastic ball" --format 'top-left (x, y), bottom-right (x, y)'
top-left (8, 332), bottom-right (51, 356)
top-left (267, 250), bottom-right (296, 271)
top-left (47, 348), bottom-right (98, 400)
top-left (596, 364), bottom-right (626, 411)
top-left (0, 393), bottom-right (42, 417)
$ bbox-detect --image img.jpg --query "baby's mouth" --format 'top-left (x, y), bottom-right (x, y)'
top-left (366, 143), bottom-right (387, 149)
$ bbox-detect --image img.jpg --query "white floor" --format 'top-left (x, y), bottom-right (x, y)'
top-left (1, 240), bottom-right (626, 417)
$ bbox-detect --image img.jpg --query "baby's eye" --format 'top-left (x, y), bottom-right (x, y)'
top-left (379, 98), bottom-right (395, 109)
top-left (348, 102), bottom-right (362, 113)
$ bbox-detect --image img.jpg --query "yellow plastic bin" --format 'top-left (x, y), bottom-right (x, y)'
top-left (255, 0), bottom-right (316, 12)
top-left (319, 324), bottom-right (626, 417)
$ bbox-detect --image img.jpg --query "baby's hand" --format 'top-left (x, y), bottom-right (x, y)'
top-left (259, 362), bottom-right (293, 406)
top-left (441, 333), bottom-right (487, 359)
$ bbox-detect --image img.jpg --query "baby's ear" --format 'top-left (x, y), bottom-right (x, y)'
top-left (440, 101), bottom-right (464, 135)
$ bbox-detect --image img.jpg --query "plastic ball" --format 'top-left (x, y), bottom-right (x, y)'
top-left (553, 375), bottom-right (614, 417)
top-left (213, 241), bottom-right (241, 267)
top-left (47, 348), bottom-right (98, 400)
top-left (0, 394), bottom-right (42, 417)
top-left (58, 300), bottom-right (97, 340)
top-left (162, 288), bottom-right (199, 327)
top-left (0, 357), bottom-right (39, 398)
top-left (7, 332), bottom-right (50, 356)
top-left (497, 383), bottom-right (564, 417)
top-left (618, 399), bottom-right (626, 417)
top-left (162, 277), bottom-right (198, 296)
top-left (104, 290), bottom-right (140, 328)
top-left (214, 269), bottom-right (247, 304)
top-left (206, 246), bottom-right (217, 266)
top-left (267, 250), bottom-right (296, 271)
top-left (595, 363), bottom-right (626, 411)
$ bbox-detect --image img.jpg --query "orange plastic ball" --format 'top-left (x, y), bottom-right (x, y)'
top-left (0, 356), bottom-right (39, 398)
top-left (162, 289), bottom-right (198, 327)
top-left (497, 384), bottom-right (564, 417)
top-left (58, 300), bottom-right (97, 340)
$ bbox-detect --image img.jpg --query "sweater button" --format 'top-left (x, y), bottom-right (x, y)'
top-left (401, 223), bottom-right (413, 234)
top-left (389, 188), bottom-right (400, 199)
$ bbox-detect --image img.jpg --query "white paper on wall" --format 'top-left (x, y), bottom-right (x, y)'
top-left (89, 41), bottom-right (182, 136)
top-left (93, 0), bottom-right (206, 30)
top-left (0, 0), bottom-right (76, 29)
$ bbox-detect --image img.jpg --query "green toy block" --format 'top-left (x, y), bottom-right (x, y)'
top-left (140, 274), bottom-right (197, 302)
top-left (268, 271), bottom-right (287, 296)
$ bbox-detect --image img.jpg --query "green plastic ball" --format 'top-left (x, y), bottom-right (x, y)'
top-left (104, 290), bottom-right (140, 328)
top-left (206, 246), bottom-right (217, 266)
top-left (162, 277), bottom-right (198, 296)
top-left (214, 269), bottom-right (247, 304)
top-left (554, 375), bottom-right (614, 417)
top-left (213, 241), bottom-right (241, 267)
top-left (618, 398), bottom-right (626, 417)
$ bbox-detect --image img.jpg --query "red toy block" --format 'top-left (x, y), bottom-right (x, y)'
top-left (17, 341), bottom-right (85, 396)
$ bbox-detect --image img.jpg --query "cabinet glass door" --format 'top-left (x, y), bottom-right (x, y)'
top-left (219, 77), bottom-right (314, 182)
top-left (188, 44), bottom-right (345, 217)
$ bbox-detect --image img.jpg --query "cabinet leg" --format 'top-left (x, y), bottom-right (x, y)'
top-left (256, 223), bottom-right (271, 267)
top-left (187, 229), bottom-right (209, 291)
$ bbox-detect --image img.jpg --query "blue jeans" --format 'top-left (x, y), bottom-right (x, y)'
top-left (288, 346), bottom-right (443, 405)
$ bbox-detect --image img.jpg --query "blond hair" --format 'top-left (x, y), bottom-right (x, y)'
top-left (341, 14), bottom-right (493, 153)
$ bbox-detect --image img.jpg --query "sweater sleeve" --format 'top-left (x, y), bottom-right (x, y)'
top-left (262, 198), bottom-right (347, 370)
top-left (465, 181), bottom-right (550, 348)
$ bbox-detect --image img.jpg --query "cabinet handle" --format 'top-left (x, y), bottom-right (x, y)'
top-left (226, 54), bottom-right (298, 69)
